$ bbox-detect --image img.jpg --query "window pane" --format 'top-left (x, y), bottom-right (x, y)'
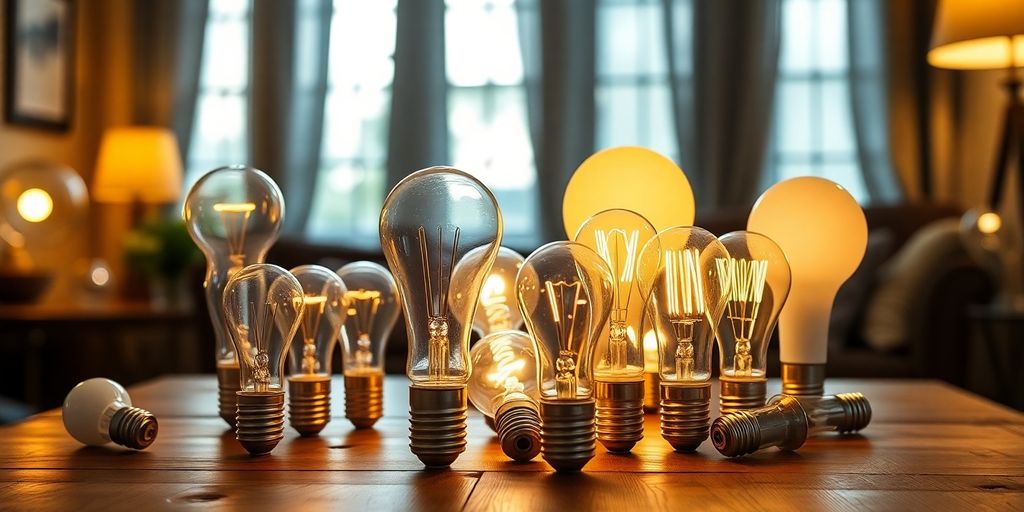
top-left (816, 0), bottom-right (847, 72)
top-left (597, 2), bottom-right (666, 77)
top-left (774, 80), bottom-right (813, 155)
top-left (780, 0), bottom-right (813, 73)
top-left (199, 18), bottom-right (249, 90)
top-left (822, 162), bottom-right (867, 203)
top-left (821, 79), bottom-right (855, 155)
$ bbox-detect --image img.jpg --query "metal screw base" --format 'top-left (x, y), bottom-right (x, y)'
top-left (643, 372), bottom-right (661, 413)
top-left (108, 406), bottom-right (158, 450)
top-left (594, 380), bottom-right (644, 453)
top-left (781, 363), bottom-right (825, 397)
top-left (345, 372), bottom-right (384, 429)
top-left (409, 385), bottom-right (467, 468)
top-left (494, 396), bottom-right (541, 462)
top-left (660, 382), bottom-right (711, 452)
top-left (217, 364), bottom-right (240, 428)
top-left (540, 398), bottom-right (596, 472)
top-left (711, 395), bottom-right (808, 457)
top-left (288, 377), bottom-right (331, 436)
top-left (235, 391), bottom-right (285, 456)
top-left (813, 392), bottom-right (872, 433)
top-left (719, 378), bottom-right (767, 415)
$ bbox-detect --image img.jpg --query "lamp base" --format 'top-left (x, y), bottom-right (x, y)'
top-left (408, 384), bottom-right (467, 468)
top-left (217, 363), bottom-right (240, 428)
top-left (288, 377), bottom-right (331, 436)
top-left (539, 398), bottom-right (596, 472)
top-left (235, 390), bottom-right (285, 455)
top-left (594, 380), bottom-right (644, 453)
top-left (108, 406), bottom-right (158, 450)
top-left (494, 395), bottom-right (541, 462)
top-left (719, 378), bottom-right (767, 415)
top-left (660, 382), bottom-right (711, 452)
top-left (345, 372), bottom-right (384, 429)
top-left (781, 363), bottom-right (825, 397)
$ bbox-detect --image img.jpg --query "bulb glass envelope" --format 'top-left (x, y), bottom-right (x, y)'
top-left (223, 264), bottom-right (304, 392)
top-left (637, 227), bottom-right (730, 383)
top-left (517, 241), bottom-right (614, 400)
top-left (337, 261), bottom-right (401, 376)
top-left (473, 247), bottom-right (526, 337)
top-left (380, 167), bottom-right (502, 386)
top-left (288, 265), bottom-right (347, 379)
top-left (468, 330), bottom-right (540, 417)
top-left (0, 161), bottom-right (88, 248)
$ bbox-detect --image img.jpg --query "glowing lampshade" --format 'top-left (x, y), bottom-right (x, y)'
top-left (93, 127), bottom-right (183, 203)
top-left (928, 0), bottom-right (1024, 69)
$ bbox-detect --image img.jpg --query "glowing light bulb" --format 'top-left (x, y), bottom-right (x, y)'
top-left (222, 263), bottom-right (304, 455)
top-left (286, 265), bottom-right (346, 436)
top-left (62, 378), bottom-right (158, 450)
top-left (184, 166), bottom-right (284, 426)
top-left (572, 208), bottom-right (657, 453)
top-left (16, 188), bottom-right (53, 223)
top-left (960, 208), bottom-right (1024, 309)
top-left (748, 177), bottom-right (867, 396)
top-left (468, 330), bottom-right (542, 461)
top-left (380, 166), bottom-right (502, 468)
top-left (713, 231), bottom-right (791, 413)
top-left (517, 241), bottom-right (613, 472)
top-left (473, 247), bottom-right (526, 336)
top-left (336, 261), bottom-right (401, 428)
top-left (637, 226), bottom-right (730, 452)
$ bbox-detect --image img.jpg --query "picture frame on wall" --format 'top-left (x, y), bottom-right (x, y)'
top-left (3, 0), bottom-right (75, 131)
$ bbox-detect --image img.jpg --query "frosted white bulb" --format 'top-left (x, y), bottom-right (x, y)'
top-left (62, 378), bottom-right (157, 449)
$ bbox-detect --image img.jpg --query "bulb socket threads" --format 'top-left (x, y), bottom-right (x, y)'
top-left (659, 382), bottom-right (711, 452)
top-left (781, 363), bottom-right (826, 397)
top-left (108, 406), bottom-right (158, 450)
top-left (539, 398), bottom-right (597, 472)
top-left (813, 392), bottom-right (873, 434)
top-left (288, 377), bottom-right (331, 436)
top-left (494, 396), bottom-right (542, 462)
top-left (643, 372), bottom-right (661, 413)
top-left (408, 384), bottom-right (468, 468)
top-left (594, 380), bottom-right (645, 453)
top-left (719, 378), bottom-right (768, 415)
top-left (345, 372), bottom-right (385, 429)
top-left (235, 391), bottom-right (286, 456)
top-left (217, 363), bottom-right (241, 428)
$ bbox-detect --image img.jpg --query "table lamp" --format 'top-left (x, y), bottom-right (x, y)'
top-left (93, 127), bottom-right (184, 211)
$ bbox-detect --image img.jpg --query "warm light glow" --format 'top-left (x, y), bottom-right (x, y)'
top-left (213, 202), bottom-right (257, 213)
top-left (93, 127), bottom-right (184, 203)
top-left (90, 267), bottom-right (110, 287)
top-left (978, 212), bottom-right (1002, 234)
top-left (665, 248), bottom-right (704, 318)
top-left (642, 329), bottom-right (658, 373)
top-left (928, 0), bottom-right (1024, 70)
top-left (16, 188), bottom-right (53, 223)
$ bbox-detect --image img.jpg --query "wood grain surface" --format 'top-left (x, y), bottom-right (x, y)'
top-left (0, 375), bottom-right (1021, 511)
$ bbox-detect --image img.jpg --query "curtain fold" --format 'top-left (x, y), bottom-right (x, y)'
top-left (518, 0), bottom-right (596, 242)
top-left (249, 0), bottom-right (333, 234)
top-left (386, 0), bottom-right (448, 190)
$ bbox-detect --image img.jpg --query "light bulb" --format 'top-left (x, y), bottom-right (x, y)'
top-left (336, 261), bottom-right (401, 428)
top-left (637, 226), bottom-right (730, 452)
top-left (517, 241), bottom-right (613, 472)
top-left (573, 208), bottom-right (657, 453)
top-left (184, 166), bottom-right (284, 427)
top-left (468, 330), bottom-right (542, 462)
top-left (562, 146), bottom-right (695, 237)
top-left (286, 265), bottom-right (346, 436)
top-left (63, 378), bottom-right (158, 450)
top-left (17, 188), bottom-right (53, 223)
top-left (715, 231), bottom-right (791, 413)
top-left (960, 208), bottom-right (1024, 309)
top-left (222, 263), bottom-right (304, 455)
top-left (711, 392), bottom-right (871, 457)
top-left (748, 177), bottom-right (867, 397)
top-left (380, 166), bottom-right (502, 468)
top-left (473, 247), bottom-right (526, 337)
top-left (641, 327), bottom-right (661, 413)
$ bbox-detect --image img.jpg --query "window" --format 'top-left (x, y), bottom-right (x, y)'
top-left (308, 0), bottom-right (397, 241)
top-left (446, 0), bottom-right (537, 243)
top-left (185, 0), bottom-right (251, 188)
top-left (595, 0), bottom-right (680, 161)
top-left (771, 0), bottom-right (866, 201)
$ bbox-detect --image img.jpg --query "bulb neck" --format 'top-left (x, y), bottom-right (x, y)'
top-left (594, 380), bottom-right (645, 453)
top-left (539, 398), bottom-right (596, 472)
top-left (659, 382), bottom-right (711, 452)
top-left (235, 390), bottom-right (286, 455)
top-left (108, 405), bottom-right (158, 450)
top-left (408, 384), bottom-right (468, 468)
top-left (781, 363), bottom-right (825, 397)
top-left (287, 376), bottom-right (331, 436)
top-left (711, 394), bottom-right (808, 457)
top-left (494, 396), bottom-right (541, 462)
top-left (719, 378), bottom-right (767, 414)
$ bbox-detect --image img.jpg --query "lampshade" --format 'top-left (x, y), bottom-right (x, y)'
top-left (92, 127), bottom-right (184, 203)
top-left (928, 0), bottom-right (1024, 70)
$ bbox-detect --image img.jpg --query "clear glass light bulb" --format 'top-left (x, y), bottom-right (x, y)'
top-left (473, 247), bottom-right (526, 337)
top-left (469, 330), bottom-right (540, 418)
top-left (63, 378), bottom-right (158, 450)
top-left (183, 166), bottom-right (284, 425)
top-left (288, 265), bottom-right (347, 379)
top-left (336, 261), bottom-right (401, 429)
top-left (960, 208), bottom-right (1023, 308)
top-left (748, 177), bottom-right (867, 396)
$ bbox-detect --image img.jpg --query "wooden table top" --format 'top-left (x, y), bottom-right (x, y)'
top-left (1, 375), bottom-right (1022, 511)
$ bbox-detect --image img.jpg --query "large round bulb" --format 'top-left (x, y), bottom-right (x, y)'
top-left (748, 177), bottom-right (867, 367)
top-left (468, 330), bottom-right (540, 418)
top-left (337, 261), bottom-right (401, 376)
top-left (288, 265), bottom-right (347, 380)
top-left (562, 146), bottom-right (694, 237)
top-left (473, 247), bottom-right (526, 337)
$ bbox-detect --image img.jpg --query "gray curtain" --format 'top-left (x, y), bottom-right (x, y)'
top-left (518, 0), bottom-right (596, 242)
top-left (130, 0), bottom-right (208, 163)
top-left (849, 0), bottom-right (904, 203)
top-left (667, 0), bottom-right (781, 210)
top-left (249, 0), bottom-right (333, 234)
top-left (386, 0), bottom-right (449, 189)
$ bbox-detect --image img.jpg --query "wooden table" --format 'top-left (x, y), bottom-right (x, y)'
top-left (1, 376), bottom-right (1021, 511)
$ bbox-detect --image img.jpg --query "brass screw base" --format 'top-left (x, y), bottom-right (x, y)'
top-left (235, 391), bottom-right (286, 456)
top-left (781, 363), bottom-right (826, 397)
top-left (217, 364), bottom-right (241, 428)
top-left (711, 395), bottom-right (808, 457)
top-left (594, 380), bottom-right (644, 453)
top-left (643, 372), bottom-right (661, 413)
top-left (345, 372), bottom-right (384, 429)
top-left (660, 382), bottom-right (711, 452)
top-left (288, 377), bottom-right (331, 436)
top-left (409, 385), bottom-right (467, 468)
top-left (494, 397), bottom-right (541, 462)
top-left (109, 406), bottom-right (158, 450)
top-left (833, 392), bottom-right (872, 433)
top-left (540, 398), bottom-right (596, 472)
top-left (719, 378), bottom-right (767, 415)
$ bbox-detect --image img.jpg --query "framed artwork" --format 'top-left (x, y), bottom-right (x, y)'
top-left (3, 0), bottom-right (75, 131)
